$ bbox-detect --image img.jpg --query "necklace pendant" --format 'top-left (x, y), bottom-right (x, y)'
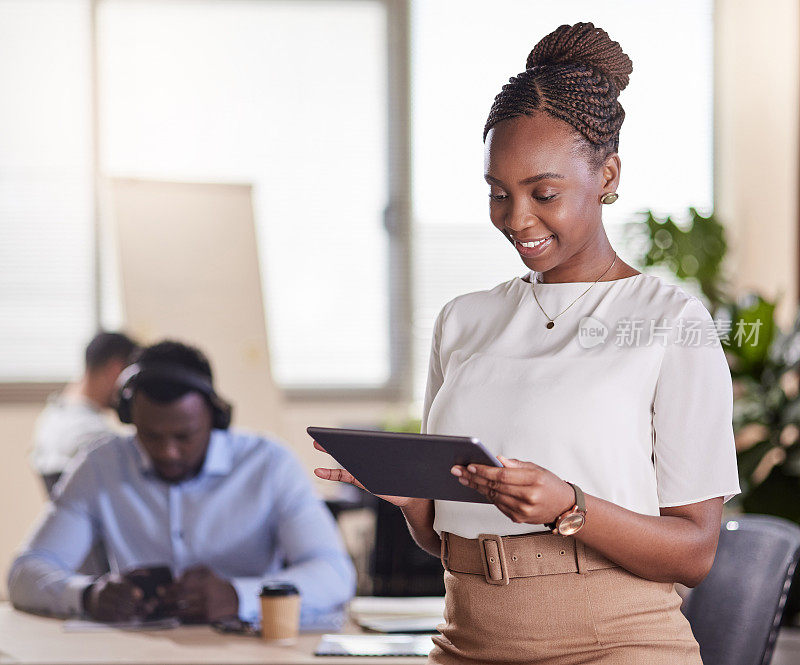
top-left (546, 321), bottom-right (555, 329)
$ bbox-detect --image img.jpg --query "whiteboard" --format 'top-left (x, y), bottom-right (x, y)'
top-left (108, 177), bottom-right (285, 439)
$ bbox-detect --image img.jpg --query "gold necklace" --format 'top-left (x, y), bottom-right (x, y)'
top-left (532, 252), bottom-right (618, 329)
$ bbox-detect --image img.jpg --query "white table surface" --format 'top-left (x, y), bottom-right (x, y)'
top-left (0, 604), bottom-right (429, 665)
top-left (3, 601), bottom-right (800, 665)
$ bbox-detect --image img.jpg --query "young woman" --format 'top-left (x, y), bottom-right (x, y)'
top-left (314, 22), bottom-right (740, 664)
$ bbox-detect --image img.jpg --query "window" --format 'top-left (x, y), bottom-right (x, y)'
top-left (0, 0), bottom-right (405, 390)
top-left (410, 0), bottom-right (714, 405)
top-left (0, 0), bottom-right (94, 381)
top-left (0, 0), bottom-right (712, 401)
top-left (98, 0), bottom-right (397, 389)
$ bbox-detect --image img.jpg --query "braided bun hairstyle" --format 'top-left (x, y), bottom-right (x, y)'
top-left (484, 22), bottom-right (633, 164)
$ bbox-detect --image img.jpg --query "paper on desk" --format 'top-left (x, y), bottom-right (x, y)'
top-left (349, 596), bottom-right (445, 634)
top-left (63, 617), bottom-right (180, 632)
top-left (315, 633), bottom-right (435, 657)
top-left (349, 596), bottom-right (445, 618)
top-left (357, 616), bottom-right (444, 634)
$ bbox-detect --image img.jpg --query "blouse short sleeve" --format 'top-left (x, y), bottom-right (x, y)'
top-left (421, 303), bottom-right (447, 435)
top-left (652, 296), bottom-right (741, 507)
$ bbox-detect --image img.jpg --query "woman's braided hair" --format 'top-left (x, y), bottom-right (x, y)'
top-left (483, 22), bottom-right (633, 165)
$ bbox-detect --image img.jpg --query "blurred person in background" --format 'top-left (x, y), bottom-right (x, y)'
top-left (9, 340), bottom-right (355, 627)
top-left (30, 331), bottom-right (140, 495)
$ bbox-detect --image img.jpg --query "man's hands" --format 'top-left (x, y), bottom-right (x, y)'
top-left (84, 565), bottom-right (239, 624)
top-left (159, 565), bottom-right (239, 623)
top-left (83, 574), bottom-right (158, 623)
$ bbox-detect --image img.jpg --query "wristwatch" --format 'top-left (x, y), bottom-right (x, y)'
top-left (544, 481), bottom-right (586, 535)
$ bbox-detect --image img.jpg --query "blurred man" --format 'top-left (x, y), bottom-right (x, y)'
top-left (9, 340), bottom-right (355, 627)
top-left (30, 331), bottom-right (140, 494)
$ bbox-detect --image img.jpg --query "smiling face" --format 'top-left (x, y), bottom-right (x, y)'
top-left (484, 111), bottom-right (622, 282)
top-left (131, 391), bottom-right (213, 483)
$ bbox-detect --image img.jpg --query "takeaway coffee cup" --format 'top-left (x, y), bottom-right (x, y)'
top-left (259, 583), bottom-right (301, 643)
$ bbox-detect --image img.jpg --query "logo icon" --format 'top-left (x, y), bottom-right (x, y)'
top-left (578, 316), bottom-right (608, 348)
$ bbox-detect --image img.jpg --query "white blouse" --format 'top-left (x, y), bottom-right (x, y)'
top-left (422, 270), bottom-right (742, 539)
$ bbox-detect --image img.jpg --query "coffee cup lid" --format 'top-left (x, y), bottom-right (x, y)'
top-left (260, 582), bottom-right (299, 597)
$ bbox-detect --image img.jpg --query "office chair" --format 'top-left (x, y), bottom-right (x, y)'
top-left (370, 498), bottom-right (445, 597)
top-left (681, 514), bottom-right (800, 665)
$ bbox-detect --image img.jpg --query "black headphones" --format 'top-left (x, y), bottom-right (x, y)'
top-left (114, 361), bottom-right (233, 430)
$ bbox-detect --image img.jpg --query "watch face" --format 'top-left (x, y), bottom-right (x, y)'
top-left (558, 513), bottom-right (585, 535)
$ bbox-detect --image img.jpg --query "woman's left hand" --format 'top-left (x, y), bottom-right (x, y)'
top-left (452, 456), bottom-right (576, 525)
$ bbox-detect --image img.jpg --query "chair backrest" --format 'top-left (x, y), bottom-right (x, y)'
top-left (371, 499), bottom-right (445, 597)
top-left (681, 514), bottom-right (800, 665)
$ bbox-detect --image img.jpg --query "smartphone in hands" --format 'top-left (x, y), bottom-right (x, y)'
top-left (124, 565), bottom-right (173, 619)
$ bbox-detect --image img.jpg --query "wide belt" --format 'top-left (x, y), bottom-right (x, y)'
top-left (440, 531), bottom-right (620, 585)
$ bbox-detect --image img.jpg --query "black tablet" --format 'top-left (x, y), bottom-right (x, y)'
top-left (307, 426), bottom-right (502, 503)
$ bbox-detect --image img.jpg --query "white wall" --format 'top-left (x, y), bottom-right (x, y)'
top-left (715, 0), bottom-right (799, 327)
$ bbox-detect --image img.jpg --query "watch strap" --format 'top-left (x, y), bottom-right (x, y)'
top-left (571, 482), bottom-right (585, 511)
top-left (545, 481), bottom-right (582, 531)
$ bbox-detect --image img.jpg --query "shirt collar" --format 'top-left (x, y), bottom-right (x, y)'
top-left (131, 429), bottom-right (233, 480)
top-left (202, 429), bottom-right (234, 476)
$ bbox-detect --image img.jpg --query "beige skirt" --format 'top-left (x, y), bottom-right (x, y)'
top-left (428, 531), bottom-right (703, 665)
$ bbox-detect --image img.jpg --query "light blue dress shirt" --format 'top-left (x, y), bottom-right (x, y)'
top-left (8, 428), bottom-right (356, 625)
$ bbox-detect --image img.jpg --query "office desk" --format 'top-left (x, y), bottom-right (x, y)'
top-left (6, 600), bottom-right (799, 665)
top-left (0, 604), bottom-right (430, 665)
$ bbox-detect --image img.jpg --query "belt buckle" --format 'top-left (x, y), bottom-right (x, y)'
top-left (477, 533), bottom-right (510, 586)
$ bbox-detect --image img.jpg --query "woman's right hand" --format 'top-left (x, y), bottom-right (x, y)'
top-left (311, 439), bottom-right (415, 508)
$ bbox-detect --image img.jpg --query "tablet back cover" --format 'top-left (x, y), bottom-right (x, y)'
top-left (308, 427), bottom-right (500, 503)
